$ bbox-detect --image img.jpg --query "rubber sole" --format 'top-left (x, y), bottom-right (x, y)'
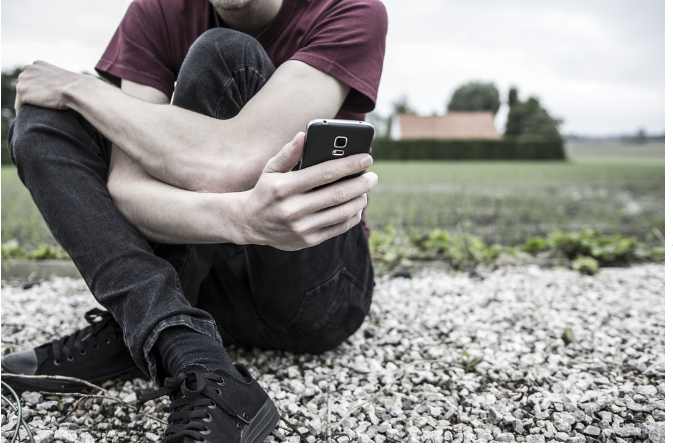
top-left (241, 396), bottom-right (280, 443)
top-left (1, 365), bottom-right (147, 395)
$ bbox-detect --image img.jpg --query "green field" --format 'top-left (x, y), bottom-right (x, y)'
top-left (1, 141), bottom-right (665, 250)
top-left (366, 141), bottom-right (664, 246)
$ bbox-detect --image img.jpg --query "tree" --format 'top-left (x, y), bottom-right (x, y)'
top-left (392, 95), bottom-right (415, 114)
top-left (2, 68), bottom-right (21, 126)
top-left (507, 87), bottom-right (518, 107)
top-left (447, 81), bottom-right (500, 115)
top-left (505, 87), bottom-right (561, 139)
top-left (1, 68), bottom-right (21, 164)
top-left (365, 111), bottom-right (391, 140)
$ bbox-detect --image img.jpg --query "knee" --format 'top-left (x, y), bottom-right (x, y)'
top-left (9, 105), bottom-right (75, 169)
top-left (188, 28), bottom-right (267, 67)
top-left (174, 28), bottom-right (274, 114)
top-left (178, 28), bottom-right (273, 88)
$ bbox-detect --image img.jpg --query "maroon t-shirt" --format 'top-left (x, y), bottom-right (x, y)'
top-left (96, 0), bottom-right (387, 120)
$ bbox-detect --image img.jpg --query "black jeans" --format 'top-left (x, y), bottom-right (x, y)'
top-left (9, 28), bottom-right (374, 382)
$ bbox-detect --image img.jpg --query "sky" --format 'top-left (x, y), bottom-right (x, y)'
top-left (1, 0), bottom-right (664, 136)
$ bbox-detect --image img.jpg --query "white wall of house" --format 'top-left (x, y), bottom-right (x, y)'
top-left (390, 114), bottom-right (402, 140)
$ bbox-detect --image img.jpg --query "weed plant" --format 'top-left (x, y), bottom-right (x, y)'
top-left (369, 226), bottom-right (663, 275)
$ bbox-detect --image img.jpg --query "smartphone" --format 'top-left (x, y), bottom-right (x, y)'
top-left (297, 119), bottom-right (375, 184)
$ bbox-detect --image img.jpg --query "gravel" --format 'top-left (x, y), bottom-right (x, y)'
top-left (1, 263), bottom-right (665, 443)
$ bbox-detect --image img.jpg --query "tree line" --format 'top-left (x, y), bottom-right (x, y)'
top-left (368, 81), bottom-right (562, 141)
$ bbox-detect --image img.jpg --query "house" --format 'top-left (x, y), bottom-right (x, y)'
top-left (390, 111), bottom-right (501, 140)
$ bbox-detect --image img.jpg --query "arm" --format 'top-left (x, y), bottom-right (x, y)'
top-left (15, 60), bottom-right (349, 193)
top-left (106, 79), bottom-right (240, 243)
top-left (106, 80), bottom-right (377, 247)
top-left (110, 125), bottom-right (377, 247)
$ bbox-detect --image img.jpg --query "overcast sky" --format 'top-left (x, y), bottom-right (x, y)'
top-left (1, 0), bottom-right (664, 135)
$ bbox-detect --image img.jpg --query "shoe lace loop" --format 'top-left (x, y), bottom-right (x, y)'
top-left (137, 370), bottom-right (246, 442)
top-left (51, 308), bottom-right (121, 364)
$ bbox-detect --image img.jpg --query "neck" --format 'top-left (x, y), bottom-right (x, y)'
top-left (214, 0), bottom-right (283, 36)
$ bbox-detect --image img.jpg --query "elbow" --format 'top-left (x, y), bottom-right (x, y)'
top-left (188, 155), bottom-right (264, 193)
top-left (106, 165), bottom-right (137, 215)
top-left (106, 169), bottom-right (124, 205)
top-left (106, 174), bottom-right (136, 225)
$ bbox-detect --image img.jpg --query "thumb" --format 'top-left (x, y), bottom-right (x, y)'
top-left (265, 132), bottom-right (305, 174)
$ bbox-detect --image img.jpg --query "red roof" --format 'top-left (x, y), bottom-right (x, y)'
top-left (395, 112), bottom-right (501, 140)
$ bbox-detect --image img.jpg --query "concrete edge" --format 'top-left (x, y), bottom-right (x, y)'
top-left (1, 259), bottom-right (82, 280)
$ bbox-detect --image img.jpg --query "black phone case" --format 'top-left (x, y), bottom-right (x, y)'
top-left (298, 120), bottom-right (375, 183)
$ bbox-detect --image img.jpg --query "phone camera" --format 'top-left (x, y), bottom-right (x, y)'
top-left (334, 136), bottom-right (347, 148)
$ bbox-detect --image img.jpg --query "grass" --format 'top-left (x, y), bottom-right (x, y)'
top-left (2, 165), bottom-right (58, 249)
top-left (366, 142), bottom-right (664, 247)
top-left (1, 141), bottom-right (665, 252)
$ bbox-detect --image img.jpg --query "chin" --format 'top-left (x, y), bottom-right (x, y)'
top-left (209, 0), bottom-right (256, 11)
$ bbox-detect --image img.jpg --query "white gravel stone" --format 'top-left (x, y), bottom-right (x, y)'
top-left (33, 429), bottom-right (54, 443)
top-left (307, 419), bottom-right (322, 436)
top-left (1, 263), bottom-right (664, 443)
top-left (489, 407), bottom-right (503, 423)
top-left (357, 434), bottom-right (371, 443)
top-left (145, 432), bottom-right (161, 442)
top-left (496, 432), bottom-right (515, 442)
top-left (79, 432), bottom-right (96, 443)
top-left (20, 391), bottom-right (43, 406)
top-left (35, 401), bottom-right (58, 411)
top-left (646, 422), bottom-right (665, 443)
top-left (54, 428), bottom-right (78, 443)
top-left (584, 425), bottom-right (601, 437)
top-left (613, 426), bottom-right (641, 438)
top-left (123, 392), bottom-right (138, 405)
top-left (525, 434), bottom-right (546, 443)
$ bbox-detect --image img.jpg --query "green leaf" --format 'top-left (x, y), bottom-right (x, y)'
top-left (465, 357), bottom-right (484, 369)
top-left (571, 256), bottom-right (599, 275)
top-left (562, 327), bottom-right (574, 345)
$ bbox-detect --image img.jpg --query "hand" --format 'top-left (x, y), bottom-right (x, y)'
top-left (238, 131), bottom-right (378, 251)
top-left (14, 61), bottom-right (81, 114)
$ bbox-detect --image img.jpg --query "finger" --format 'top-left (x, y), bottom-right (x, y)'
top-left (264, 132), bottom-right (305, 174)
top-left (289, 153), bottom-right (373, 193)
top-left (310, 210), bottom-right (363, 247)
top-left (299, 194), bottom-right (367, 233)
top-left (299, 171), bottom-right (377, 213)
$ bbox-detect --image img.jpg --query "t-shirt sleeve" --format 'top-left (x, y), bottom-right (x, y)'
top-left (95, 0), bottom-right (176, 98)
top-left (290, 0), bottom-right (388, 114)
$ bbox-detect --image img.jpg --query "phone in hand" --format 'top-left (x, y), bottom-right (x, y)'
top-left (297, 119), bottom-right (375, 185)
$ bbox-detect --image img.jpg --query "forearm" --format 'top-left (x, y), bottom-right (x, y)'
top-left (65, 77), bottom-right (240, 192)
top-left (107, 145), bottom-right (249, 244)
top-left (109, 131), bottom-right (377, 250)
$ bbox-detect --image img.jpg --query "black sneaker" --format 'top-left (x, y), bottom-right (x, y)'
top-left (1, 308), bottom-right (146, 394)
top-left (138, 364), bottom-right (280, 443)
